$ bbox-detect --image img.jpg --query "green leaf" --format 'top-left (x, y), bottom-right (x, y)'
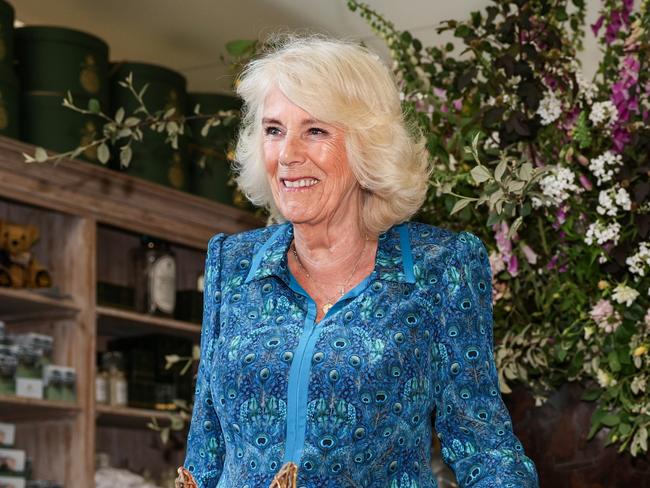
top-left (601, 414), bottom-right (620, 427)
top-left (120, 145), bottom-right (132, 168)
top-left (470, 165), bottom-right (492, 183)
top-left (98, 143), bottom-right (110, 164)
top-left (115, 107), bottom-right (125, 124)
top-left (581, 389), bottom-right (601, 401)
top-left (494, 159), bottom-right (507, 182)
top-left (451, 198), bottom-right (472, 215)
top-left (88, 98), bottom-right (101, 114)
top-left (34, 147), bottom-right (48, 163)
top-left (225, 39), bottom-right (256, 57)
top-left (608, 350), bottom-right (621, 372)
top-left (573, 111), bottom-right (592, 149)
top-left (454, 24), bottom-right (473, 38)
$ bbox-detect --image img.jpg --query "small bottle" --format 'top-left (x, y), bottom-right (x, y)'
top-left (132, 235), bottom-right (177, 317)
top-left (105, 352), bottom-right (128, 407)
top-left (95, 353), bottom-right (109, 405)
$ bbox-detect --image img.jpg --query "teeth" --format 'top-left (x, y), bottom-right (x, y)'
top-left (284, 178), bottom-right (319, 188)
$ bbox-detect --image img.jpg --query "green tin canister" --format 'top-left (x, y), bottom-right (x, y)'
top-left (187, 92), bottom-right (241, 204)
top-left (110, 61), bottom-right (189, 192)
top-left (15, 26), bottom-right (109, 105)
top-left (0, 0), bottom-right (14, 68)
top-left (14, 26), bottom-right (109, 163)
top-left (0, 63), bottom-right (19, 138)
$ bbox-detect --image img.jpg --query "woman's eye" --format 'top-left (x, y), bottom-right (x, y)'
top-left (264, 126), bottom-right (281, 136)
top-left (308, 127), bottom-right (327, 136)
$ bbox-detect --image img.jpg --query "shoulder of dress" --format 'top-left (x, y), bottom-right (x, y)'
top-left (402, 220), bottom-right (458, 252)
top-left (208, 224), bottom-right (281, 254)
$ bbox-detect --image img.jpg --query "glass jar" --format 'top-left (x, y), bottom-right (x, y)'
top-left (103, 351), bottom-right (128, 407)
top-left (132, 235), bottom-right (177, 317)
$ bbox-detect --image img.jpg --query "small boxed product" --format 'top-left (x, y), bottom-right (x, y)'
top-left (0, 424), bottom-right (15, 447)
top-left (0, 447), bottom-right (26, 473)
top-left (0, 345), bottom-right (17, 396)
top-left (0, 475), bottom-right (26, 488)
top-left (43, 365), bottom-right (76, 402)
top-left (14, 334), bottom-right (53, 379)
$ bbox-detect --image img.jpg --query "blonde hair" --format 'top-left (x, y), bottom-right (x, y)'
top-left (233, 33), bottom-right (432, 236)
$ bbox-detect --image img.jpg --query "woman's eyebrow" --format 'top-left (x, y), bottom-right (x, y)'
top-left (261, 117), bottom-right (324, 126)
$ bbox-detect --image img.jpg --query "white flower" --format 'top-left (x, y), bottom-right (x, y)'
top-left (576, 70), bottom-right (598, 103)
top-left (584, 220), bottom-right (622, 246)
top-left (597, 189), bottom-right (617, 216)
top-left (627, 242), bottom-right (650, 277)
top-left (612, 283), bottom-right (640, 307)
top-left (615, 187), bottom-right (632, 210)
top-left (531, 166), bottom-right (583, 208)
top-left (536, 91), bottom-right (562, 125)
top-left (596, 368), bottom-right (618, 388)
top-left (597, 186), bottom-right (632, 216)
top-left (631, 376), bottom-right (647, 394)
top-left (589, 100), bottom-right (618, 127)
top-left (584, 325), bottom-right (595, 340)
top-left (589, 151), bottom-right (624, 186)
top-left (484, 131), bottom-right (500, 151)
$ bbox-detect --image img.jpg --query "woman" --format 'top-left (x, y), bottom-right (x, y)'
top-left (177, 35), bottom-right (540, 488)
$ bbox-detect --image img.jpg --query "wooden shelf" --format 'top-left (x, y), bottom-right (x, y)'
top-left (0, 135), bottom-right (261, 486)
top-left (96, 305), bottom-right (201, 338)
top-left (96, 403), bottom-right (185, 429)
top-left (0, 136), bottom-right (263, 249)
top-left (0, 286), bottom-right (80, 322)
top-left (0, 395), bottom-right (80, 421)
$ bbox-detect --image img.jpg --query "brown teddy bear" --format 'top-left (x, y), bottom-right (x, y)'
top-left (0, 220), bottom-right (52, 288)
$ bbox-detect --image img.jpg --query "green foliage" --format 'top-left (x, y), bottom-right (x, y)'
top-left (348, 0), bottom-right (650, 457)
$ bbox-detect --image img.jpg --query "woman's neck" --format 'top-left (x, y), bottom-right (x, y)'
top-left (290, 214), bottom-right (375, 285)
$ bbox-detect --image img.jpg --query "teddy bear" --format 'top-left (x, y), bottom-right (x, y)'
top-left (0, 219), bottom-right (52, 288)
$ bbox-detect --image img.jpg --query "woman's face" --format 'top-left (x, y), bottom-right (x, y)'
top-left (262, 85), bottom-right (361, 226)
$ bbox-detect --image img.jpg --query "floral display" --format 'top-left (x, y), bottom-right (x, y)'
top-left (346, 0), bottom-right (649, 456)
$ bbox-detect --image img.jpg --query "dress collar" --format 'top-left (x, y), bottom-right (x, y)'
top-left (244, 221), bottom-right (415, 285)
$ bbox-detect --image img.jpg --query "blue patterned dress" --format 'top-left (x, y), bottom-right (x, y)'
top-left (183, 220), bottom-right (539, 488)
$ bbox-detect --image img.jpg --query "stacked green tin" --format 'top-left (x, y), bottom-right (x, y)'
top-left (14, 26), bottom-right (109, 163)
top-left (0, 0), bottom-right (18, 138)
top-left (186, 92), bottom-right (241, 204)
top-left (110, 62), bottom-right (189, 192)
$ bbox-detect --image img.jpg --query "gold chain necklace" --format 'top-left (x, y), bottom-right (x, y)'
top-left (290, 234), bottom-right (368, 315)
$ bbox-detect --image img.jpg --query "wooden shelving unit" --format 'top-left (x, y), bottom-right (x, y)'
top-left (0, 135), bottom-right (263, 487)
top-left (96, 305), bottom-right (201, 338)
top-left (95, 404), bottom-right (181, 429)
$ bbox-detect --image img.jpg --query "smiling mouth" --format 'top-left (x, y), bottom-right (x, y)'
top-left (281, 177), bottom-right (320, 190)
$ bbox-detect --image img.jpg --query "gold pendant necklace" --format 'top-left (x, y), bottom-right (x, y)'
top-left (290, 234), bottom-right (368, 316)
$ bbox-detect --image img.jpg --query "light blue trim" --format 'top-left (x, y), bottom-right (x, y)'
top-left (282, 267), bottom-right (374, 465)
top-left (398, 223), bottom-right (416, 283)
top-left (244, 224), bottom-right (287, 283)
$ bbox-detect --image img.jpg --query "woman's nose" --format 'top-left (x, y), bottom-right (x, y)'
top-left (279, 132), bottom-right (305, 166)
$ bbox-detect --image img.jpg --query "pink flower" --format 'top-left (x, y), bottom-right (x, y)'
top-left (590, 298), bottom-right (614, 324)
top-left (508, 254), bottom-right (519, 276)
top-left (579, 174), bottom-right (593, 191)
top-left (521, 244), bottom-right (538, 265)
top-left (546, 254), bottom-right (559, 270)
top-left (433, 87), bottom-right (447, 99)
top-left (589, 297), bottom-right (623, 333)
top-left (591, 15), bottom-right (604, 37)
top-left (453, 98), bottom-right (463, 111)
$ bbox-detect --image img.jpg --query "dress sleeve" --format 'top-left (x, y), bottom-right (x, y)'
top-left (183, 232), bottom-right (228, 487)
top-left (431, 230), bottom-right (540, 487)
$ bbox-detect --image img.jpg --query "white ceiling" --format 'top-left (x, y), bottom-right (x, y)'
top-left (12, 0), bottom-right (604, 94)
